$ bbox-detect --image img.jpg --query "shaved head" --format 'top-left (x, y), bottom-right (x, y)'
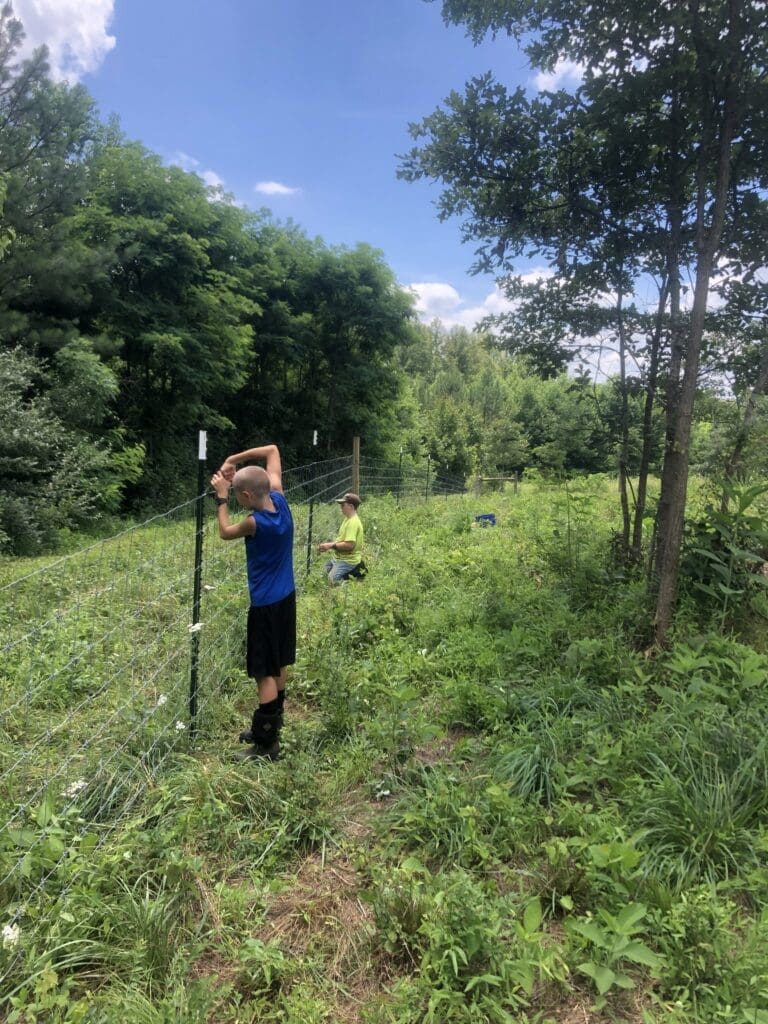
top-left (234, 465), bottom-right (270, 499)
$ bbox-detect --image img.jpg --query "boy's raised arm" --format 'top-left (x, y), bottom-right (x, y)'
top-left (221, 443), bottom-right (283, 493)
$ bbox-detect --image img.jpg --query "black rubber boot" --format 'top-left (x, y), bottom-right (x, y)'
top-left (233, 741), bottom-right (279, 762)
top-left (234, 708), bottom-right (281, 761)
top-left (239, 707), bottom-right (284, 743)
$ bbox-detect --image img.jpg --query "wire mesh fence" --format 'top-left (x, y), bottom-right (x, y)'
top-left (0, 449), bottom-right (466, 982)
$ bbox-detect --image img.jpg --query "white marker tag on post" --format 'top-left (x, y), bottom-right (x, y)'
top-left (198, 431), bottom-right (207, 460)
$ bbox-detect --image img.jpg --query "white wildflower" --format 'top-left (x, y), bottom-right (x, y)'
top-left (156, 694), bottom-right (168, 707)
top-left (419, 648), bottom-right (428, 657)
top-left (175, 721), bottom-right (186, 732)
top-left (122, 851), bottom-right (132, 861)
top-left (63, 779), bottom-right (87, 799)
top-left (2, 923), bottom-right (20, 948)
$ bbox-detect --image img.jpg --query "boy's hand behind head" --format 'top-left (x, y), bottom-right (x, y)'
top-left (211, 471), bottom-right (231, 498)
top-left (220, 463), bottom-right (236, 482)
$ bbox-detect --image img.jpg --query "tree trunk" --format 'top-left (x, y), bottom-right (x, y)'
top-left (652, 26), bottom-right (742, 644)
top-left (653, 252), bottom-right (717, 644)
top-left (632, 277), bottom-right (668, 561)
top-left (616, 282), bottom-right (631, 555)
top-left (649, 204), bottom-right (683, 586)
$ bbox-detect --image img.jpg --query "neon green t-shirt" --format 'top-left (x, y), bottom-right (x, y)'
top-left (335, 514), bottom-right (363, 565)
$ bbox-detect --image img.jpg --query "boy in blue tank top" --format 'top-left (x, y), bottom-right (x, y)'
top-left (211, 443), bottom-right (295, 761)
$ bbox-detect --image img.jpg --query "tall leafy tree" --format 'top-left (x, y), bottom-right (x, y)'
top-left (303, 244), bottom-right (418, 455)
top-left (0, 3), bottom-right (103, 356)
top-left (402, 0), bottom-right (768, 642)
top-left (76, 142), bottom-right (257, 502)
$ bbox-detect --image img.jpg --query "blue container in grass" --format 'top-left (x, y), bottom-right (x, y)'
top-left (475, 513), bottom-right (496, 526)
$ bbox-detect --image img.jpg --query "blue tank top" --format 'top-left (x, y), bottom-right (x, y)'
top-left (244, 491), bottom-right (295, 607)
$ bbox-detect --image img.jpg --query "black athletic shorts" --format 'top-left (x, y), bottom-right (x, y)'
top-left (246, 590), bottom-right (297, 679)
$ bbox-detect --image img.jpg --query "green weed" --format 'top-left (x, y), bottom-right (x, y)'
top-left (632, 741), bottom-right (768, 890)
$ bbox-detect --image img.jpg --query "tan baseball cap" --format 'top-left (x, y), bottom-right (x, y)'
top-left (335, 492), bottom-right (361, 508)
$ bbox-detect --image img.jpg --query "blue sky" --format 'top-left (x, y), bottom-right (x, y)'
top-left (14, 0), bottom-right (582, 329)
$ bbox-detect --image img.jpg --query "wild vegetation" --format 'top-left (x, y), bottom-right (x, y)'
top-left (2, 0), bottom-right (768, 1013)
top-left (1, 478), bottom-right (767, 1022)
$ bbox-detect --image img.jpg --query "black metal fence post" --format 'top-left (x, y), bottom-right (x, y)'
top-left (189, 430), bottom-right (206, 739)
top-left (305, 499), bottom-right (315, 576)
top-left (396, 446), bottom-right (403, 505)
top-left (425, 454), bottom-right (431, 501)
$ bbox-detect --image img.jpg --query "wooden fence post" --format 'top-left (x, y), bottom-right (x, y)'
top-left (352, 436), bottom-right (360, 495)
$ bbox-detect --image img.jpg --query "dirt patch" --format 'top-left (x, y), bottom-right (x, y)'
top-left (258, 848), bottom-right (389, 1022)
top-left (259, 851), bottom-right (371, 957)
top-left (537, 984), bottom-right (653, 1024)
top-left (189, 946), bottom-right (240, 990)
top-left (412, 725), bottom-right (471, 767)
top-left (335, 791), bottom-right (388, 844)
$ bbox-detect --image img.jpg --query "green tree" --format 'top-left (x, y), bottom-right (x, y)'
top-left (0, 3), bottom-right (103, 357)
top-left (76, 142), bottom-right (256, 503)
top-left (403, 0), bottom-right (768, 642)
top-left (302, 243), bottom-right (417, 455)
top-left (0, 349), bottom-right (140, 553)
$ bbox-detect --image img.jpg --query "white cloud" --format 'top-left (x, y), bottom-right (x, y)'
top-left (172, 152), bottom-right (200, 172)
top-left (254, 181), bottom-right (300, 197)
top-left (170, 152), bottom-right (224, 191)
top-left (517, 268), bottom-right (555, 288)
top-left (14, 0), bottom-right (116, 81)
top-left (408, 282), bottom-right (462, 318)
top-left (408, 281), bottom-right (522, 331)
top-left (533, 58), bottom-right (584, 92)
top-left (201, 169), bottom-right (224, 189)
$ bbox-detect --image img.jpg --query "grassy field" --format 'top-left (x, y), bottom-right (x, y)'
top-left (1, 478), bottom-right (767, 1023)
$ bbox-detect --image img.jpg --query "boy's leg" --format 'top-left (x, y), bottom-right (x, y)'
top-left (328, 560), bottom-right (355, 583)
top-left (258, 674), bottom-right (279, 704)
top-left (238, 666), bottom-right (289, 745)
top-left (275, 667), bottom-right (287, 693)
top-left (276, 667), bottom-right (287, 724)
top-left (236, 678), bottom-right (281, 759)
top-left (236, 595), bottom-right (293, 758)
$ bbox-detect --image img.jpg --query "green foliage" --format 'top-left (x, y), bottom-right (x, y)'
top-left (0, 4), bottom-right (102, 359)
top-left (631, 738), bottom-right (768, 891)
top-left (401, 325), bottom-right (654, 480)
top-left (236, 938), bottom-right (287, 997)
top-left (366, 859), bottom-right (567, 1022)
top-left (382, 765), bottom-right (530, 866)
top-left (0, 348), bottom-right (134, 553)
top-left (682, 481), bottom-right (768, 625)
top-left (656, 636), bottom-right (768, 714)
top-left (566, 903), bottom-right (661, 1010)
top-left (652, 888), bottom-right (768, 1020)
top-left (485, 720), bottom-right (570, 807)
